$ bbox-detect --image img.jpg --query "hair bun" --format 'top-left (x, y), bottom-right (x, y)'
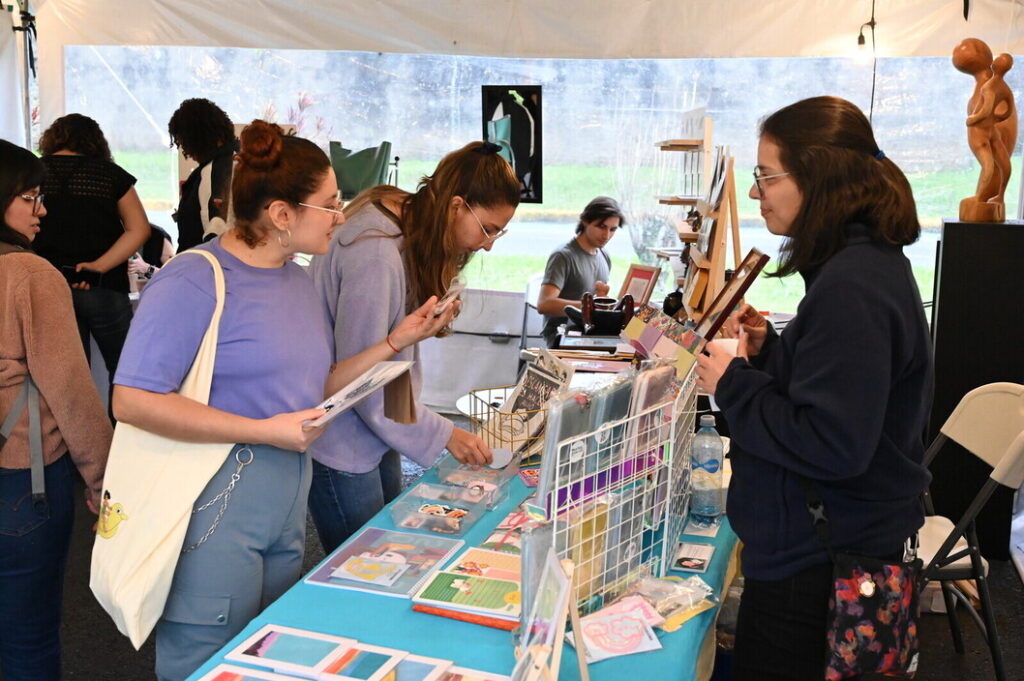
top-left (237, 120), bottom-right (284, 170)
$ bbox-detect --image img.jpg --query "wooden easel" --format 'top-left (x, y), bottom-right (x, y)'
top-left (679, 155), bottom-right (741, 323)
top-left (514, 559), bottom-right (590, 681)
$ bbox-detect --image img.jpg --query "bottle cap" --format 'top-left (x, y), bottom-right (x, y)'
top-left (700, 415), bottom-right (716, 428)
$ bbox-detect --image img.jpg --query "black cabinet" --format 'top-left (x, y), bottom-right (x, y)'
top-left (928, 219), bottom-right (1024, 559)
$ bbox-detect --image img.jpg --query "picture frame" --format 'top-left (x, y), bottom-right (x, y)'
top-left (224, 624), bottom-right (354, 677)
top-left (482, 85), bottom-right (542, 203)
top-left (692, 248), bottom-right (770, 346)
top-left (617, 264), bottom-right (662, 305)
top-left (196, 663), bottom-right (309, 681)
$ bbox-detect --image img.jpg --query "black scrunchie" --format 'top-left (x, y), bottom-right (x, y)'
top-left (474, 141), bottom-right (503, 155)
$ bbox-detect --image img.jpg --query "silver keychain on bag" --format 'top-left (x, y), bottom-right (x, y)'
top-left (181, 445), bottom-right (254, 554)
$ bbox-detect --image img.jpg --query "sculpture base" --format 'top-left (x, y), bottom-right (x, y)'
top-left (959, 197), bottom-right (1005, 222)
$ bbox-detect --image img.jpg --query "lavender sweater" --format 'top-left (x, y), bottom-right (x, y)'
top-left (307, 205), bottom-right (453, 473)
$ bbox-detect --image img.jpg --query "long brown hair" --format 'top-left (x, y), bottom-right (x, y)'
top-left (346, 141), bottom-right (519, 307)
top-left (231, 120), bottom-right (331, 248)
top-left (760, 96), bottom-right (921, 277)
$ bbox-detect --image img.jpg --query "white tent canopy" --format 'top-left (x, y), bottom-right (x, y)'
top-left (27, 0), bottom-right (1024, 132)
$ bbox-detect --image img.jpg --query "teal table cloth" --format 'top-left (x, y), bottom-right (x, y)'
top-left (186, 475), bottom-right (738, 680)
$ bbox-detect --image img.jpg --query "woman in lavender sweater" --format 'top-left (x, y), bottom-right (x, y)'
top-left (308, 141), bottom-right (520, 552)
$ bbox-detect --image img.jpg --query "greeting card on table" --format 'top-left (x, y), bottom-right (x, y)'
top-left (196, 664), bottom-right (305, 681)
top-left (673, 541), bottom-right (715, 573)
top-left (448, 547), bottom-right (522, 582)
top-left (305, 527), bottom-right (463, 598)
top-left (412, 570), bottom-right (521, 621)
top-left (319, 642), bottom-right (406, 681)
top-left (224, 624), bottom-right (353, 677)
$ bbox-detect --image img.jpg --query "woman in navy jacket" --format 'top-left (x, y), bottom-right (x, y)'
top-left (695, 96), bottom-right (933, 681)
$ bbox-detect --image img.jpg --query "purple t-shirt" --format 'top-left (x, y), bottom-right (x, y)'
top-left (115, 238), bottom-right (333, 419)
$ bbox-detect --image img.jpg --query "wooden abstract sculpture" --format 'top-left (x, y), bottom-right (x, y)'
top-left (953, 38), bottom-right (1018, 222)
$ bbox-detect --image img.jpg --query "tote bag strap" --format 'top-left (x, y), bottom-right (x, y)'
top-left (174, 250), bottom-right (226, 404)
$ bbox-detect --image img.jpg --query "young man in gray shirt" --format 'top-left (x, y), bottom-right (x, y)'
top-left (536, 196), bottom-right (625, 346)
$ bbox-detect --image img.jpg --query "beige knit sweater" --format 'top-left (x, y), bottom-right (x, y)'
top-left (0, 248), bottom-right (110, 496)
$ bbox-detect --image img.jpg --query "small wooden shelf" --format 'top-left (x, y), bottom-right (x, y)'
top-left (656, 194), bottom-right (701, 206)
top-left (672, 219), bottom-right (699, 243)
top-left (654, 139), bottom-right (703, 151)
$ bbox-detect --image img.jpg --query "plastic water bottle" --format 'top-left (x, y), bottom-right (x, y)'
top-left (690, 415), bottom-right (724, 526)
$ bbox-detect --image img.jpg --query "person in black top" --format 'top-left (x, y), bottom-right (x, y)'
top-left (34, 114), bottom-right (150, 397)
top-left (168, 98), bottom-right (237, 252)
top-left (694, 97), bottom-right (933, 681)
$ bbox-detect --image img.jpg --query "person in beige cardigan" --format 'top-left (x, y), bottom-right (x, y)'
top-left (0, 138), bottom-right (111, 681)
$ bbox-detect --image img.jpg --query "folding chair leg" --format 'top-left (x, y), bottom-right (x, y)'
top-left (975, 572), bottom-right (1007, 681)
top-left (939, 581), bottom-right (965, 653)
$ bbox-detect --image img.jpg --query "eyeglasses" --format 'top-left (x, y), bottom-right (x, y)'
top-left (752, 168), bottom-right (791, 199)
top-left (19, 192), bottom-right (45, 216)
top-left (297, 202), bottom-right (345, 218)
top-left (465, 202), bottom-right (508, 242)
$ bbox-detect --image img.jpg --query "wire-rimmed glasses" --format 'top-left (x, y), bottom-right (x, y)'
top-left (752, 168), bottom-right (791, 199)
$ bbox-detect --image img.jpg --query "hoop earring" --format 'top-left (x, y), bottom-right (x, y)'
top-left (277, 229), bottom-right (291, 249)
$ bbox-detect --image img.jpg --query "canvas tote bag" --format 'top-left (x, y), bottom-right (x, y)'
top-left (90, 249), bottom-right (233, 649)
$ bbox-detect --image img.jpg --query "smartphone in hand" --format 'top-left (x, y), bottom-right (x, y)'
top-left (61, 266), bottom-right (103, 287)
top-left (433, 275), bottom-right (467, 317)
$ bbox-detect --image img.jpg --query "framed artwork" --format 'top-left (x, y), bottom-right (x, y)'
top-left (482, 85), bottom-right (542, 203)
top-left (617, 264), bottom-right (662, 305)
top-left (692, 248), bottom-right (770, 346)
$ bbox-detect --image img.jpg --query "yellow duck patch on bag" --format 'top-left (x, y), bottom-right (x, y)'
top-left (97, 490), bottom-right (129, 538)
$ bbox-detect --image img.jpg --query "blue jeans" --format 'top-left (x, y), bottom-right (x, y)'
top-left (0, 454), bottom-right (75, 681)
top-left (71, 287), bottom-right (133, 385)
top-left (307, 450), bottom-right (402, 554)
top-left (155, 444), bottom-right (311, 681)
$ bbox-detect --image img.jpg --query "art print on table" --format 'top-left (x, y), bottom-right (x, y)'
top-left (224, 624), bottom-right (352, 677)
top-left (390, 654), bottom-right (452, 681)
top-left (319, 642), bottom-right (406, 681)
top-left (196, 663), bottom-right (308, 681)
top-left (305, 527), bottom-right (464, 598)
top-left (566, 609), bottom-right (662, 662)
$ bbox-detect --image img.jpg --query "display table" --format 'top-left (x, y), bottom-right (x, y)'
top-left (185, 475), bottom-right (739, 681)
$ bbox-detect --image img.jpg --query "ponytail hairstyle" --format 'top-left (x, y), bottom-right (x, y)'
top-left (231, 120), bottom-right (331, 248)
top-left (347, 141), bottom-right (520, 308)
top-left (759, 96), bottom-right (921, 277)
top-left (0, 139), bottom-right (45, 249)
top-left (38, 113), bottom-right (113, 161)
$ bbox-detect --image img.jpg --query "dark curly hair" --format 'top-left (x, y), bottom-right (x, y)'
top-left (38, 114), bottom-right (112, 160)
top-left (168, 98), bottom-right (235, 164)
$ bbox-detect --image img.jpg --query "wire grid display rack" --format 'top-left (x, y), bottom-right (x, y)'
top-left (537, 367), bottom-right (698, 613)
top-left (466, 385), bottom-right (548, 458)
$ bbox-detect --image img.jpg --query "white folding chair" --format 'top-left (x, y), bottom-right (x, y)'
top-left (919, 382), bottom-right (1024, 681)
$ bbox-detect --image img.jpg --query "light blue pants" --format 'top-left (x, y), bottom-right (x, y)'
top-left (155, 443), bottom-right (311, 681)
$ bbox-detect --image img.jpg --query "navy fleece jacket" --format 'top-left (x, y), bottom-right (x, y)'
top-left (716, 223), bottom-right (933, 580)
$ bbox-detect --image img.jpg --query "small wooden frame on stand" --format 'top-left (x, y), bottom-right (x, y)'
top-left (513, 557), bottom-right (589, 681)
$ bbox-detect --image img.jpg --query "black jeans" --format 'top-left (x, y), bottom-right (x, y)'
top-left (71, 287), bottom-right (132, 398)
top-left (733, 561), bottom-right (859, 681)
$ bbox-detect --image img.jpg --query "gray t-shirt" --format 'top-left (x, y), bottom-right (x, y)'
top-left (540, 238), bottom-right (611, 343)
